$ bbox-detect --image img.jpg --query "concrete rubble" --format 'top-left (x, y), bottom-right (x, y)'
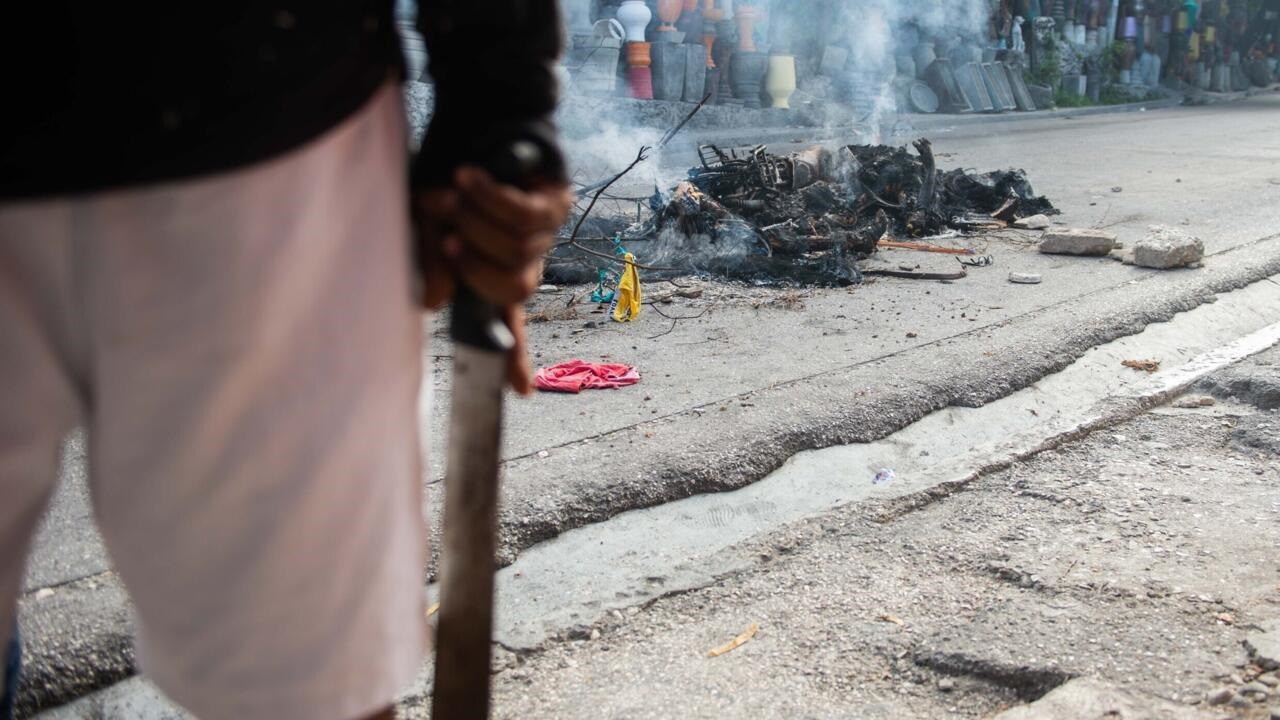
top-left (992, 678), bottom-right (1211, 719)
top-left (1131, 225), bottom-right (1206, 269)
top-left (1037, 228), bottom-right (1119, 256)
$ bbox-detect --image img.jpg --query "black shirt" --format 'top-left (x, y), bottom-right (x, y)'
top-left (1, 0), bottom-right (566, 200)
top-left (1, 1), bottom-right (406, 199)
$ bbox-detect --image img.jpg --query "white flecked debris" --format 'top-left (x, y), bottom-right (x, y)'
top-left (1009, 272), bottom-right (1043, 284)
top-left (1132, 225), bottom-right (1205, 269)
top-left (1172, 395), bottom-right (1217, 408)
top-left (1013, 214), bottom-right (1052, 229)
top-left (1038, 228), bottom-right (1118, 256)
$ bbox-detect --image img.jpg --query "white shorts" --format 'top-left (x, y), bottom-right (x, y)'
top-left (0, 83), bottom-right (427, 720)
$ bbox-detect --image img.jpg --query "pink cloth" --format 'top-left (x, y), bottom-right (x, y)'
top-left (535, 360), bottom-right (641, 393)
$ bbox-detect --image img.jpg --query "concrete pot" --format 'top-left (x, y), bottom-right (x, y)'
top-left (682, 43), bottom-right (709, 101)
top-left (729, 50), bottom-right (768, 108)
top-left (571, 21), bottom-right (624, 96)
top-left (651, 40), bottom-right (688, 100)
top-left (656, 0), bottom-right (683, 30)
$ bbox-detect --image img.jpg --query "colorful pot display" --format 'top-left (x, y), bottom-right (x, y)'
top-left (765, 54), bottom-right (796, 108)
top-left (617, 0), bottom-right (653, 43)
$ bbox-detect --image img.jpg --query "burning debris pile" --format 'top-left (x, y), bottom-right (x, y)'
top-left (549, 138), bottom-right (1056, 286)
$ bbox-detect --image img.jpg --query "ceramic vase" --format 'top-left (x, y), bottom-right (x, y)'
top-left (657, 0), bottom-right (682, 30)
top-left (618, 0), bottom-right (653, 43)
top-left (626, 40), bottom-right (652, 67)
top-left (734, 4), bottom-right (758, 52)
top-left (628, 65), bottom-right (654, 98)
top-left (765, 54), bottom-right (796, 108)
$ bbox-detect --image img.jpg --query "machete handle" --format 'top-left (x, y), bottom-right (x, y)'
top-left (448, 138), bottom-right (544, 352)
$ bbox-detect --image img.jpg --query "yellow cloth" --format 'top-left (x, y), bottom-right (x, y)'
top-left (612, 253), bottom-right (642, 322)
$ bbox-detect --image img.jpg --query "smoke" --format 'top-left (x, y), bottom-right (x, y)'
top-left (808, 0), bottom-right (995, 139)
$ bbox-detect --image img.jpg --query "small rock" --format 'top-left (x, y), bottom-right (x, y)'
top-left (1133, 225), bottom-right (1205, 269)
top-left (537, 450), bottom-right (550, 459)
top-left (1111, 186), bottom-right (1123, 193)
top-left (1229, 694), bottom-right (1251, 708)
top-left (1208, 687), bottom-right (1237, 705)
top-left (938, 678), bottom-right (957, 692)
top-left (1038, 228), bottom-right (1119, 256)
top-left (1258, 674), bottom-right (1279, 688)
top-left (1013, 214), bottom-right (1052, 229)
top-left (1270, 707), bottom-right (1280, 720)
top-left (589, 628), bottom-right (602, 641)
top-left (33, 587), bottom-right (55, 600)
top-left (1241, 681), bottom-right (1271, 697)
top-left (1009, 272), bottom-right (1043, 285)
top-left (675, 289), bottom-right (703, 299)
top-left (537, 284), bottom-right (560, 293)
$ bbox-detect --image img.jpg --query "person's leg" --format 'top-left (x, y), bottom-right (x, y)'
top-left (84, 82), bottom-right (428, 720)
top-left (0, 204), bottom-right (87, 717)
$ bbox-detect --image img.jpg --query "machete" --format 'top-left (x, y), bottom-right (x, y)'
top-left (431, 141), bottom-right (543, 720)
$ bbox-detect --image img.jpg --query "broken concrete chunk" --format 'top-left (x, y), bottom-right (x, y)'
top-left (1132, 225), bottom-right (1205, 269)
top-left (1247, 619), bottom-right (1280, 671)
top-left (1013, 214), bottom-right (1052, 229)
top-left (1172, 394), bottom-right (1217, 408)
top-left (1038, 228), bottom-right (1118, 256)
top-left (1008, 272), bottom-right (1043, 284)
top-left (994, 678), bottom-right (1208, 719)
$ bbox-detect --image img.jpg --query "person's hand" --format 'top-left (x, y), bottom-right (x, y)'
top-left (415, 167), bottom-right (572, 394)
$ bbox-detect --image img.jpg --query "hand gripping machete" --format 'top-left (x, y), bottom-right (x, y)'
top-left (431, 140), bottom-right (543, 720)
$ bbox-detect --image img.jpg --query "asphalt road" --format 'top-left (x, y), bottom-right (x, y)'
top-left (16, 90), bottom-right (1280, 716)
